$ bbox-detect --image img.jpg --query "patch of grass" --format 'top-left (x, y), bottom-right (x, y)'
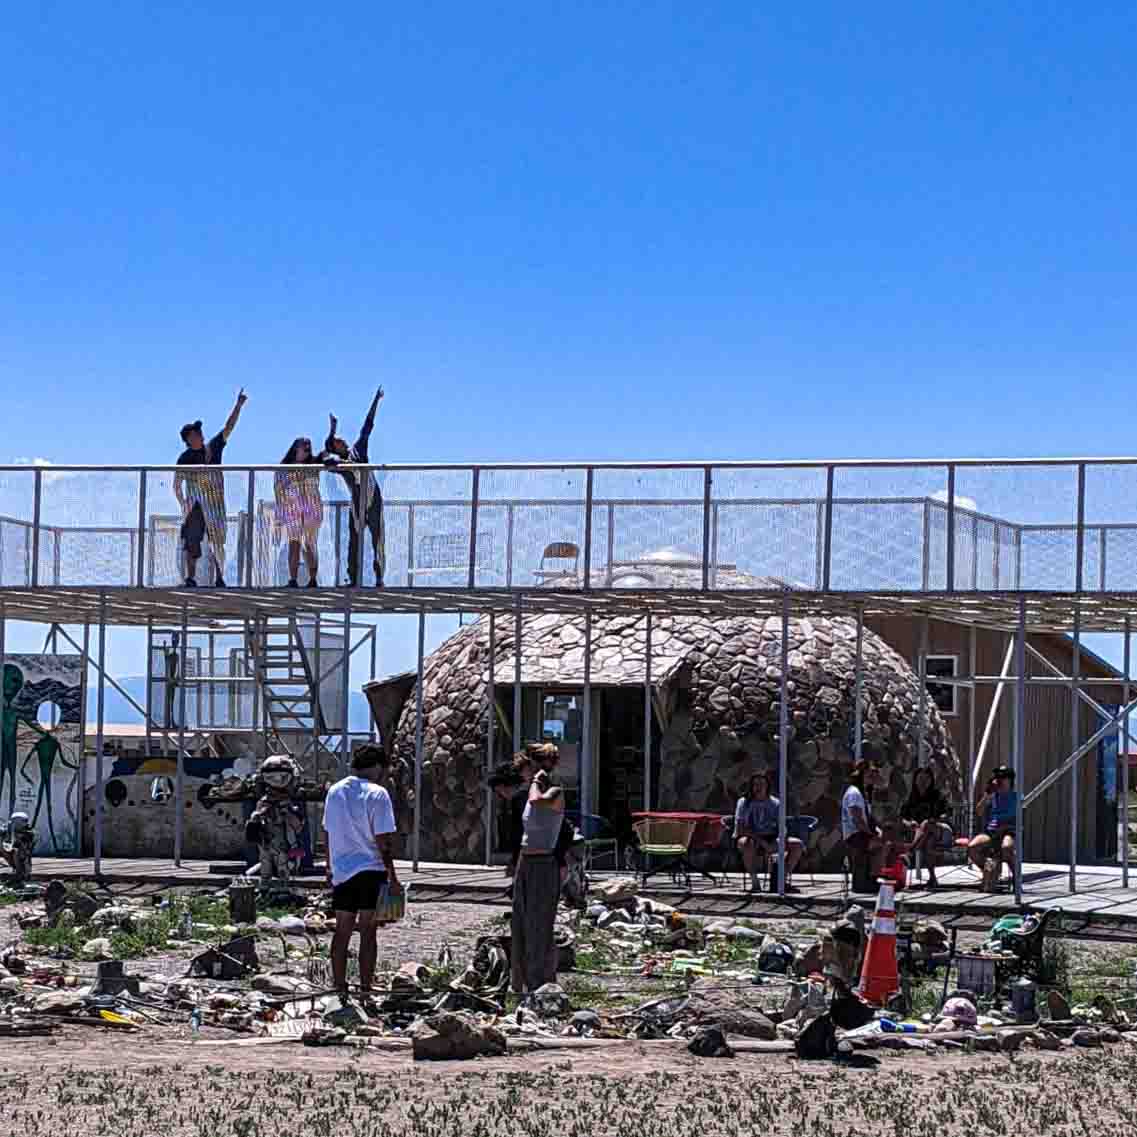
top-left (24, 924), bottom-right (86, 956)
top-left (557, 974), bottom-right (641, 1012)
top-left (704, 936), bottom-right (758, 966)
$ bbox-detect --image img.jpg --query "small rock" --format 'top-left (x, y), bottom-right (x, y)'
top-left (412, 1011), bottom-right (507, 1061)
top-left (1071, 1028), bottom-right (1102, 1048)
top-left (531, 983), bottom-right (570, 1017)
top-left (688, 1024), bottom-right (735, 1058)
top-left (80, 937), bottom-right (113, 961)
top-left (571, 1010), bottom-right (601, 1035)
top-left (686, 978), bottom-right (776, 1040)
top-left (731, 926), bottom-right (764, 942)
top-left (596, 879), bottom-right (637, 904)
top-left (251, 974), bottom-right (307, 996)
top-left (34, 992), bottom-right (83, 1015)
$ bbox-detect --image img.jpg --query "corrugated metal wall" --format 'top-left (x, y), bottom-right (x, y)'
top-left (869, 616), bottom-right (1119, 865)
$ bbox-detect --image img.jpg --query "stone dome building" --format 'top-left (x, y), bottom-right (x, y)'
top-left (366, 556), bottom-right (960, 866)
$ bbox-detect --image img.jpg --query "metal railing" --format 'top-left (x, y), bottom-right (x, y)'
top-left (0, 457), bottom-right (1135, 594)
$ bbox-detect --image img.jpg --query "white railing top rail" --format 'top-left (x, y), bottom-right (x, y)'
top-left (0, 455), bottom-right (1136, 474)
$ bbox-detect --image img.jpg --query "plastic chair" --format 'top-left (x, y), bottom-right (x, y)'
top-left (534, 541), bottom-right (580, 582)
top-left (631, 818), bottom-right (696, 887)
top-left (565, 811), bottom-right (620, 872)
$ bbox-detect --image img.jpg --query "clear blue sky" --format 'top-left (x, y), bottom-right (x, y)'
top-left (4, 3), bottom-right (1135, 468)
top-left (2, 4), bottom-right (1135, 678)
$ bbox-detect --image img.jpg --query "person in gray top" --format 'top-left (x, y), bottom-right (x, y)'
top-left (735, 772), bottom-right (803, 893)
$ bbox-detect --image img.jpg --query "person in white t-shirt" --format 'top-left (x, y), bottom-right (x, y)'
top-left (321, 744), bottom-right (401, 1001)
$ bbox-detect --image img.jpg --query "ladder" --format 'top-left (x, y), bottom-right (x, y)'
top-left (248, 616), bottom-right (339, 737)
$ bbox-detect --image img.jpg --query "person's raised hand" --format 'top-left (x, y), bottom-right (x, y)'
top-left (377, 385), bottom-right (385, 401)
top-left (236, 387), bottom-right (248, 406)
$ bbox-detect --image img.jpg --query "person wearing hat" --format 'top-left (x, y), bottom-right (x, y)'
top-left (321, 743), bottom-right (401, 1002)
top-left (174, 388), bottom-right (248, 587)
top-left (969, 765), bottom-right (1018, 890)
top-left (324, 386), bottom-right (386, 587)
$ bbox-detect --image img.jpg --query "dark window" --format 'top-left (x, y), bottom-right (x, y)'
top-left (925, 655), bottom-right (957, 716)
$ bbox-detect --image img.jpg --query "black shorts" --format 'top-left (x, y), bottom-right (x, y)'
top-left (181, 502), bottom-right (206, 558)
top-left (331, 869), bottom-right (387, 913)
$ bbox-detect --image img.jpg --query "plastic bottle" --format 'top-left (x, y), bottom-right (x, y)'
top-left (879, 1018), bottom-right (917, 1034)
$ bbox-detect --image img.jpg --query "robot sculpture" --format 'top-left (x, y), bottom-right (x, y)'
top-left (0, 812), bottom-right (35, 887)
top-left (206, 755), bottom-right (326, 892)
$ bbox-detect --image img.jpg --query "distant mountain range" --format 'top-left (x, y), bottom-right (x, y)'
top-left (85, 677), bottom-right (374, 732)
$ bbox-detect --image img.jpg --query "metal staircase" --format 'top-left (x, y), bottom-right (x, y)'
top-left (147, 612), bottom-right (361, 774)
top-left (249, 616), bottom-right (343, 737)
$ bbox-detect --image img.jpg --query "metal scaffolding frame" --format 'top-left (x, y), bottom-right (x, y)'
top-left (3, 582), bottom-right (1134, 894)
top-left (3, 454), bottom-right (1137, 897)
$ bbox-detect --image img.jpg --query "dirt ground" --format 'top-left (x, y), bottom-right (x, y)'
top-left (2, 1038), bottom-right (1137, 1136)
top-left (3, 895), bottom-right (1137, 1135)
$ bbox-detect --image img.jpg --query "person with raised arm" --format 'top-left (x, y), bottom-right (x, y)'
top-left (174, 389), bottom-right (248, 587)
top-left (324, 386), bottom-right (386, 587)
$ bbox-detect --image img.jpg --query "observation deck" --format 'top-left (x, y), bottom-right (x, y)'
top-left (0, 456), bottom-right (1135, 630)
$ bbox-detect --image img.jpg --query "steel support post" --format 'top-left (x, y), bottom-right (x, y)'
top-left (1070, 606), bottom-right (1081, 893)
top-left (79, 622), bottom-right (90, 855)
top-left (582, 609), bottom-right (593, 822)
top-left (245, 471), bottom-right (255, 587)
top-left (1123, 618), bottom-right (1131, 890)
top-left (340, 594), bottom-right (352, 777)
top-left (513, 595), bottom-right (522, 750)
top-left (30, 469), bottom-right (41, 587)
top-left (968, 625), bottom-right (977, 826)
top-left (369, 625), bottom-right (378, 741)
top-left (916, 615), bottom-right (929, 767)
top-left (145, 618), bottom-right (154, 760)
top-left (175, 599), bottom-right (188, 866)
top-left (0, 605), bottom-right (6, 817)
top-left (313, 612), bottom-right (322, 775)
top-left (777, 590), bottom-right (790, 897)
top-left (854, 607), bottom-right (863, 760)
top-left (644, 610), bottom-right (653, 812)
top-left (700, 467), bottom-right (712, 590)
top-left (94, 592), bottom-right (108, 874)
top-left (486, 612), bottom-right (495, 867)
top-left (413, 610), bottom-right (425, 871)
top-left (136, 470), bottom-right (148, 588)
top-left (1013, 597), bottom-right (1026, 904)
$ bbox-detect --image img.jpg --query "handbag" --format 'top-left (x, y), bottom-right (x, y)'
top-left (374, 882), bottom-right (406, 924)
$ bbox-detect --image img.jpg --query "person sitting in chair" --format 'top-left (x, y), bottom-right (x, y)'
top-left (968, 765), bottom-right (1018, 891)
top-left (735, 772), bottom-right (803, 893)
top-left (902, 767), bottom-right (954, 889)
top-left (842, 758), bottom-right (885, 892)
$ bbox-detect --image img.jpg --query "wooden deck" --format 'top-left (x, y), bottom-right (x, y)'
top-left (26, 856), bottom-right (1137, 937)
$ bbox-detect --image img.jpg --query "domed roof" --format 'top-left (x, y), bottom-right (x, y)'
top-left (374, 607), bottom-right (960, 864)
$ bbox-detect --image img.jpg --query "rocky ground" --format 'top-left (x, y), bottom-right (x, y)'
top-left (0, 881), bottom-right (1135, 1134)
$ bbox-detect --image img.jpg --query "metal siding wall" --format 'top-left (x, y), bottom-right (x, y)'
top-left (868, 616), bottom-right (1119, 865)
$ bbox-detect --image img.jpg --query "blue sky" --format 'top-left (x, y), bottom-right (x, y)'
top-left (2, 4), bottom-right (1136, 679)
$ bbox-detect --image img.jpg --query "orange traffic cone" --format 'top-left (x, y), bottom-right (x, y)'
top-left (858, 880), bottom-right (899, 1006)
